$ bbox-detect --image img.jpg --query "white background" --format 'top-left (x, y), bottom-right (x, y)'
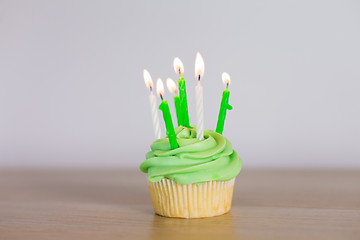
top-left (1, 0), bottom-right (359, 168)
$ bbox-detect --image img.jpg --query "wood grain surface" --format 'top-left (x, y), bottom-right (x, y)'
top-left (0, 170), bottom-right (359, 240)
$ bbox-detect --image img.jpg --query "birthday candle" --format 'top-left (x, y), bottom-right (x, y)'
top-left (166, 78), bottom-right (183, 126)
top-left (173, 58), bottom-right (190, 127)
top-left (157, 78), bottom-right (179, 149)
top-left (143, 69), bottom-right (161, 139)
top-left (195, 52), bottom-right (205, 140)
top-left (216, 72), bottom-right (233, 134)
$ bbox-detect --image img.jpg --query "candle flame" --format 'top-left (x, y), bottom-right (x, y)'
top-left (143, 69), bottom-right (153, 89)
top-left (195, 52), bottom-right (205, 79)
top-left (222, 72), bottom-right (231, 86)
top-left (173, 57), bottom-right (184, 75)
top-left (156, 78), bottom-right (165, 96)
top-left (166, 78), bottom-right (177, 94)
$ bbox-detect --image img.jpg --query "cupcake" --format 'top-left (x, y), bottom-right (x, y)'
top-left (140, 126), bottom-right (242, 218)
top-left (141, 53), bottom-right (241, 218)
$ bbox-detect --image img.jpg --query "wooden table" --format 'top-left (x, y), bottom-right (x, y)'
top-left (0, 170), bottom-right (359, 240)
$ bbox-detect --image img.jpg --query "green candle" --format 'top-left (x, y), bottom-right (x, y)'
top-left (174, 94), bottom-right (182, 126)
top-left (173, 57), bottom-right (190, 127)
top-left (157, 78), bottom-right (178, 149)
top-left (159, 100), bottom-right (179, 149)
top-left (166, 78), bottom-right (183, 126)
top-left (216, 72), bottom-right (233, 134)
top-left (178, 77), bottom-right (190, 127)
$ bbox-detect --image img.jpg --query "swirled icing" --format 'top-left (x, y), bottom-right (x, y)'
top-left (140, 126), bottom-right (242, 184)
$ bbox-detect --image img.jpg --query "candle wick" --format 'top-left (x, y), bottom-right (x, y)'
top-left (198, 75), bottom-right (200, 82)
top-left (160, 93), bottom-right (163, 100)
top-left (226, 82), bottom-right (229, 90)
top-left (150, 85), bottom-right (153, 93)
top-left (179, 69), bottom-right (182, 78)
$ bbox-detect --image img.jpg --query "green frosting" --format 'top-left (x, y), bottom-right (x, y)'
top-left (139, 126), bottom-right (242, 185)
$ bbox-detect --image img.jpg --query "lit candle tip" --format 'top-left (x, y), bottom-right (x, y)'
top-left (195, 52), bottom-right (205, 79)
top-left (156, 78), bottom-right (164, 97)
top-left (222, 72), bottom-right (231, 86)
top-left (166, 78), bottom-right (177, 94)
top-left (173, 58), bottom-right (184, 75)
top-left (143, 69), bottom-right (153, 90)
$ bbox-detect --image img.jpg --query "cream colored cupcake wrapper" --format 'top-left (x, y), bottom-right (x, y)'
top-left (148, 178), bottom-right (235, 218)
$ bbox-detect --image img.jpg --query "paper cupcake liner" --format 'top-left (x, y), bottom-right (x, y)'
top-left (148, 178), bottom-right (235, 218)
